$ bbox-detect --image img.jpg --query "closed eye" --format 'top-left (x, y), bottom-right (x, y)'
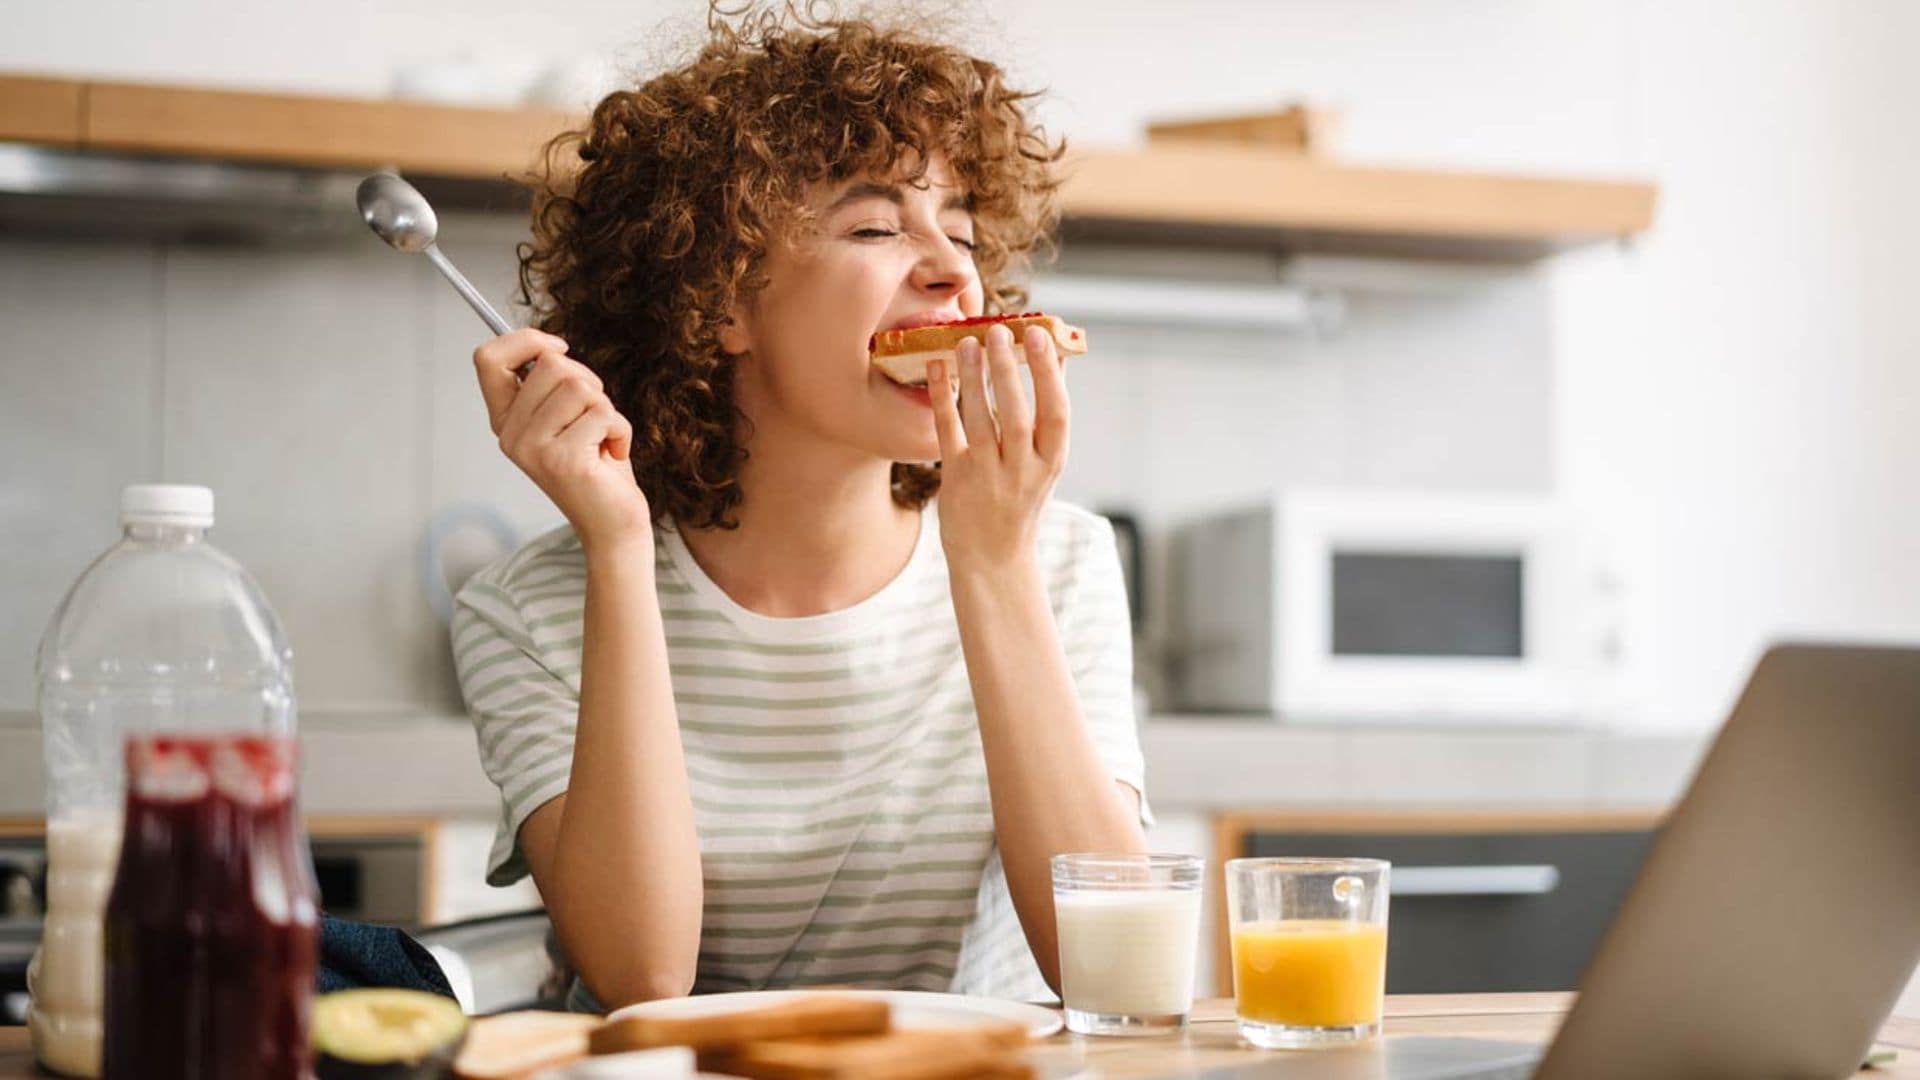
top-left (851, 228), bottom-right (976, 253)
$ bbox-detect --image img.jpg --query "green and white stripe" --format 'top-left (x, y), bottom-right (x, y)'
top-left (452, 498), bottom-right (1146, 1001)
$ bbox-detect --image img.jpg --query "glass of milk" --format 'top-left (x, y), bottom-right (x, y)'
top-left (1051, 853), bottom-right (1205, 1036)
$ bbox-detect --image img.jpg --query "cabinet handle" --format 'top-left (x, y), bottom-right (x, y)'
top-left (1393, 865), bottom-right (1560, 897)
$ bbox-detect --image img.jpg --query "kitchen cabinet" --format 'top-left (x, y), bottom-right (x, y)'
top-left (1212, 810), bottom-right (1662, 996)
top-left (0, 815), bottom-right (443, 926)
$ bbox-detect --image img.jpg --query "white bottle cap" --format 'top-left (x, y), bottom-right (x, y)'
top-left (120, 484), bottom-right (215, 528)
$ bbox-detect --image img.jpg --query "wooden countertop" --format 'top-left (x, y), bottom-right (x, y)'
top-left (3, 994), bottom-right (1912, 1077)
top-left (1025, 995), bottom-right (1918, 1078)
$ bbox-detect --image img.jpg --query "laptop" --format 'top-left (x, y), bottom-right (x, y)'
top-left (1198, 643), bottom-right (1920, 1079)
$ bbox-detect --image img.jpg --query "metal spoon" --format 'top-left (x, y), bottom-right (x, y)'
top-left (355, 172), bottom-right (512, 337)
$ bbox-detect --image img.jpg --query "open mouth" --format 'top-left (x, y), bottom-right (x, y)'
top-left (882, 372), bottom-right (933, 407)
top-left (880, 310), bottom-right (967, 336)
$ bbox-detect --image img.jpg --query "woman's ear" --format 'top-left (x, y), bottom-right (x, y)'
top-left (718, 310), bottom-right (752, 357)
top-left (717, 311), bottom-right (749, 356)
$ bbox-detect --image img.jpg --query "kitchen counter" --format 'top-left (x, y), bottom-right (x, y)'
top-left (0, 712), bottom-right (1710, 819)
top-left (1139, 716), bottom-right (1709, 810)
top-left (0, 712), bottom-right (499, 819)
top-left (0, 995), bottom-right (1912, 1077)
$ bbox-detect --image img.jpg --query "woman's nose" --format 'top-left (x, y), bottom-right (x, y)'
top-left (912, 235), bottom-right (976, 295)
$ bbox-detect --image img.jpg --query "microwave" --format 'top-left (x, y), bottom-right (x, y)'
top-left (1169, 491), bottom-right (1621, 724)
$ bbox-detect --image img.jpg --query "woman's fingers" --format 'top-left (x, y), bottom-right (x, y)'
top-left (558, 400), bottom-right (632, 463)
top-left (495, 351), bottom-right (569, 447)
top-left (928, 359), bottom-right (966, 459)
top-left (956, 337), bottom-right (998, 452)
top-left (986, 323), bottom-right (1033, 450)
top-left (499, 353), bottom-right (608, 459)
top-left (473, 329), bottom-right (568, 432)
top-left (524, 370), bottom-right (602, 443)
top-left (1027, 325), bottom-right (1070, 465)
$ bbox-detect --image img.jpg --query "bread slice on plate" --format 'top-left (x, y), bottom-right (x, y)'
top-left (703, 1027), bottom-right (1033, 1080)
top-left (453, 1010), bottom-right (601, 1080)
top-left (591, 995), bottom-right (890, 1053)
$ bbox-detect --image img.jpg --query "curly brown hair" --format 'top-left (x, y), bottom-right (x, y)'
top-left (514, 3), bottom-right (1066, 531)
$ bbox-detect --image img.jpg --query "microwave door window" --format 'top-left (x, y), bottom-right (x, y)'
top-left (1330, 553), bottom-right (1524, 658)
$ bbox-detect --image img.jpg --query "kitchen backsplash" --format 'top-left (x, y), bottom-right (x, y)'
top-left (0, 217), bottom-right (1553, 716)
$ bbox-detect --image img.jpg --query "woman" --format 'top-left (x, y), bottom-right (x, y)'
top-left (452, 6), bottom-right (1150, 1011)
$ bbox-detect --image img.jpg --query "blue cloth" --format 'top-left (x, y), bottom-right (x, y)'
top-left (316, 915), bottom-right (456, 1000)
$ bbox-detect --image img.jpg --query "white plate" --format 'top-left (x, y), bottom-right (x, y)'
top-left (606, 988), bottom-right (1064, 1040)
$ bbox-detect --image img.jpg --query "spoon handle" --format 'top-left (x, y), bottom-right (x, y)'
top-left (425, 243), bottom-right (512, 337)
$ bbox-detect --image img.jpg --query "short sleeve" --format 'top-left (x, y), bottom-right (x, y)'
top-left (1049, 508), bottom-right (1153, 827)
top-left (450, 578), bottom-right (580, 886)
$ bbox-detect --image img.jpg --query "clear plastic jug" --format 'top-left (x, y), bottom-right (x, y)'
top-left (30, 484), bottom-right (316, 1078)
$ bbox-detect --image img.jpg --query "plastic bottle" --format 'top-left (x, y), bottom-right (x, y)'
top-left (30, 484), bottom-right (317, 1077)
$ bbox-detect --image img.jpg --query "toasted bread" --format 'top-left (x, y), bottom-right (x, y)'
top-left (868, 313), bottom-right (1087, 386)
top-left (590, 996), bottom-right (891, 1054)
top-left (452, 1010), bottom-right (600, 1080)
top-left (703, 1028), bottom-right (1032, 1080)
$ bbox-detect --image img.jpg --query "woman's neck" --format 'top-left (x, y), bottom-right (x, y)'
top-left (674, 442), bottom-right (923, 619)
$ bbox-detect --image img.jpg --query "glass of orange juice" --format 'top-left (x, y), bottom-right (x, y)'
top-left (1225, 857), bottom-right (1390, 1049)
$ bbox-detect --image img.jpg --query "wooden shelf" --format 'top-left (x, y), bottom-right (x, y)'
top-left (1067, 145), bottom-right (1651, 259)
top-left (84, 80), bottom-right (573, 179)
top-left (0, 72), bottom-right (1657, 258)
top-left (0, 73), bottom-right (570, 180)
top-left (1061, 145), bottom-right (1656, 259)
top-left (0, 75), bottom-right (84, 146)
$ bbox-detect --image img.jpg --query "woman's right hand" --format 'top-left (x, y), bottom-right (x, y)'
top-left (474, 329), bottom-right (651, 554)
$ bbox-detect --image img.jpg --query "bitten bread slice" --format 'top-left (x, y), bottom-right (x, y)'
top-left (589, 996), bottom-right (891, 1054)
top-left (869, 313), bottom-right (1087, 386)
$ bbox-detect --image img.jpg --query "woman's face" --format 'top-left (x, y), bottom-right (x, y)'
top-left (723, 152), bottom-right (984, 466)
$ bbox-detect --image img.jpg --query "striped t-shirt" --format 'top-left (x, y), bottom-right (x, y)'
top-left (450, 497), bottom-right (1148, 1001)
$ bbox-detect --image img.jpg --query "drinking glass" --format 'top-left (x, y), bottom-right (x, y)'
top-left (1051, 853), bottom-right (1205, 1036)
top-left (1225, 857), bottom-right (1390, 1049)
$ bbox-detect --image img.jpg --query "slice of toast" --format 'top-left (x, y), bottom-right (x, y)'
top-left (702, 1028), bottom-right (1033, 1080)
top-left (868, 313), bottom-right (1087, 386)
top-left (452, 1010), bottom-right (601, 1080)
top-left (590, 995), bottom-right (891, 1054)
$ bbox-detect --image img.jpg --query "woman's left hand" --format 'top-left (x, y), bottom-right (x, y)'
top-left (929, 322), bottom-right (1070, 572)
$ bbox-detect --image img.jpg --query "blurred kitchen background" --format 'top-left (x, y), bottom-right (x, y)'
top-left (2, 1), bottom-right (1916, 1013)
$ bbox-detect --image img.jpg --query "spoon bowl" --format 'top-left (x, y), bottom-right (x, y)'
top-left (355, 172), bottom-right (511, 337)
top-left (356, 172), bottom-right (440, 254)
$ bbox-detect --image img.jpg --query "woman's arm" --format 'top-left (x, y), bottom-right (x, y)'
top-left (947, 557), bottom-right (1148, 994)
top-left (471, 329), bottom-right (702, 1006)
top-left (517, 539), bottom-right (703, 1006)
top-left (929, 324), bottom-right (1149, 994)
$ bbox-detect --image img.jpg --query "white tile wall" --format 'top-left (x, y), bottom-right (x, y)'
top-left (2, 226), bottom-right (1555, 716)
top-left (160, 244), bottom-right (433, 711)
top-left (1, 239), bottom-right (164, 707)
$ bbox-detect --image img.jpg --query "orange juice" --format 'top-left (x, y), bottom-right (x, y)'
top-left (1231, 919), bottom-right (1388, 1028)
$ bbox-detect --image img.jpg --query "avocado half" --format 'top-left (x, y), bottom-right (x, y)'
top-left (313, 988), bottom-right (469, 1080)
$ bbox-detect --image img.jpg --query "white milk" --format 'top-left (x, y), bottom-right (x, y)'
top-left (1054, 888), bottom-right (1203, 1016)
top-left (29, 814), bottom-right (122, 1078)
